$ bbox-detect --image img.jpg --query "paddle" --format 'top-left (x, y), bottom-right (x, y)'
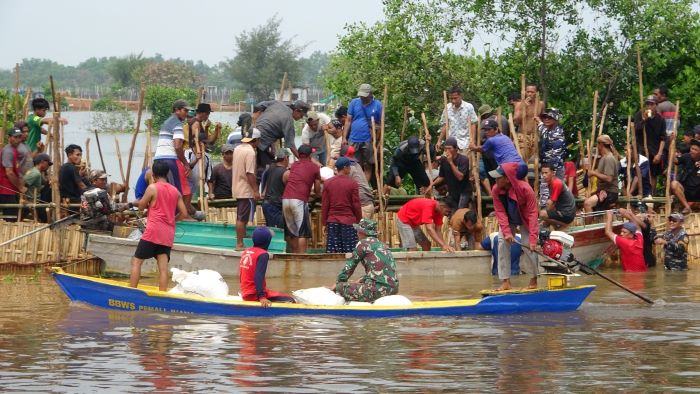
top-left (515, 239), bottom-right (654, 304)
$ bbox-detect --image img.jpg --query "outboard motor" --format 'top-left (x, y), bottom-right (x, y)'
top-left (538, 229), bottom-right (579, 274)
top-left (80, 188), bottom-right (113, 221)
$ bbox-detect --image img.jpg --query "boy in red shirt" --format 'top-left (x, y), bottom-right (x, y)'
top-left (129, 160), bottom-right (191, 291)
top-left (396, 198), bottom-right (455, 252)
top-left (604, 210), bottom-right (647, 272)
top-left (239, 227), bottom-right (295, 307)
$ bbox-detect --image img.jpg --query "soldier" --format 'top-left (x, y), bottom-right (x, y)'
top-left (654, 213), bottom-right (689, 271)
top-left (333, 219), bottom-right (399, 303)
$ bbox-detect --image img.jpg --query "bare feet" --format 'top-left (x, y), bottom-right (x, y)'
top-left (527, 277), bottom-right (538, 289)
top-left (495, 279), bottom-right (512, 291)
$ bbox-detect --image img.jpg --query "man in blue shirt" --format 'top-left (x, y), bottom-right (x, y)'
top-left (343, 83), bottom-right (383, 177)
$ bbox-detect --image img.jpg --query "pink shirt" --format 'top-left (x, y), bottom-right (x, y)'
top-left (141, 182), bottom-right (180, 247)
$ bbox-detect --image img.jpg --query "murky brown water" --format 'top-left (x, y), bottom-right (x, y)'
top-left (2, 267), bottom-right (700, 392)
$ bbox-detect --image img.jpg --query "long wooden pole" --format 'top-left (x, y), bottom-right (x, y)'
top-left (420, 113), bottom-right (433, 199)
top-left (636, 46), bottom-right (650, 160)
top-left (379, 84), bottom-right (387, 213)
top-left (400, 106), bottom-right (408, 141)
top-left (625, 120), bottom-right (632, 202)
top-left (508, 113), bottom-right (523, 157)
top-left (22, 88), bottom-right (31, 120)
top-left (474, 116), bottom-right (482, 223)
top-left (49, 76), bottom-right (61, 222)
top-left (194, 129), bottom-right (207, 212)
top-left (370, 118), bottom-right (383, 212)
top-left (1, 101), bottom-right (7, 145)
top-left (85, 137), bottom-right (91, 170)
top-left (664, 100), bottom-right (681, 214)
top-left (629, 117), bottom-right (643, 197)
top-left (591, 103), bottom-right (609, 170)
top-left (533, 92), bottom-right (541, 198)
top-left (279, 72), bottom-right (288, 101)
top-left (93, 129), bottom-right (107, 172)
top-left (114, 137), bottom-right (126, 190)
top-left (124, 82), bottom-right (145, 201)
top-left (442, 90), bottom-right (449, 149)
top-left (142, 119), bottom-right (153, 171)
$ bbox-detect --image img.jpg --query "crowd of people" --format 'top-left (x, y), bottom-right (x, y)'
top-left (2, 81), bottom-right (696, 301)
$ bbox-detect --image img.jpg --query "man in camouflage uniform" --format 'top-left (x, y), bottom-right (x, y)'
top-left (334, 219), bottom-right (399, 302)
top-left (654, 212), bottom-right (689, 271)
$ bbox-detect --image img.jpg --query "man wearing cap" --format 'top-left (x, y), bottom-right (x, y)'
top-left (471, 119), bottom-right (528, 180)
top-left (513, 84), bottom-right (545, 162)
top-left (321, 157), bottom-right (362, 253)
top-left (478, 104), bottom-right (510, 137)
top-left (344, 83), bottom-right (383, 174)
top-left (80, 169), bottom-right (131, 231)
top-left (24, 153), bottom-right (52, 222)
top-left (583, 134), bottom-right (620, 221)
top-left (208, 144), bottom-right (234, 200)
top-left (232, 128), bottom-right (261, 250)
top-left (427, 136), bottom-right (471, 208)
top-left (385, 135), bottom-right (432, 193)
top-left (489, 164), bottom-right (540, 290)
top-left (654, 212), bottom-right (689, 271)
top-left (670, 138), bottom-right (700, 215)
top-left (0, 130), bottom-right (28, 221)
top-left (436, 86), bottom-right (478, 154)
top-left (261, 149), bottom-right (289, 229)
top-left (302, 111), bottom-right (332, 165)
top-left (396, 197), bottom-right (455, 252)
top-left (153, 99), bottom-right (193, 210)
top-left (187, 103), bottom-right (222, 148)
top-left (333, 219), bottom-right (399, 303)
top-left (227, 113), bottom-right (251, 148)
top-left (535, 108), bottom-right (567, 205)
top-left (282, 144), bottom-right (321, 253)
top-left (604, 210), bottom-right (646, 272)
top-left (341, 145), bottom-right (375, 219)
top-left (256, 100), bottom-right (309, 170)
top-left (634, 95), bottom-right (666, 193)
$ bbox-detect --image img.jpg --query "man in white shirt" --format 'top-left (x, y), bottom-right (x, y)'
top-left (436, 86), bottom-right (478, 154)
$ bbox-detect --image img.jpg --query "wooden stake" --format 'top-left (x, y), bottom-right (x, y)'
top-left (143, 119), bottom-right (153, 171)
top-left (591, 103), bottom-right (609, 170)
top-left (533, 92), bottom-right (541, 198)
top-left (474, 116), bottom-right (482, 223)
top-left (194, 129), bottom-right (207, 212)
top-left (629, 117), bottom-right (644, 198)
top-left (625, 120), bottom-right (632, 202)
top-left (94, 129), bottom-right (107, 172)
top-left (379, 84), bottom-right (387, 213)
top-left (279, 72), bottom-right (288, 101)
top-left (442, 90), bottom-right (449, 147)
top-left (400, 106), bottom-right (408, 141)
top-left (14, 63), bottom-right (20, 123)
top-left (370, 118), bottom-right (384, 214)
top-left (420, 113), bottom-right (433, 199)
top-left (114, 137), bottom-right (126, 187)
top-left (508, 113), bottom-right (523, 157)
top-left (49, 76), bottom-right (61, 221)
top-left (22, 88), bottom-right (31, 120)
top-left (665, 100), bottom-right (681, 214)
top-left (124, 82), bottom-right (145, 201)
top-left (85, 137), bottom-right (91, 170)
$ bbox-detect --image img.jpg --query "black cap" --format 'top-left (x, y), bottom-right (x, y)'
top-left (407, 136), bottom-right (421, 154)
top-left (33, 153), bottom-right (52, 165)
top-left (481, 119), bottom-right (498, 130)
top-left (690, 139), bottom-right (700, 148)
top-left (298, 144), bottom-right (313, 156)
top-left (291, 100), bottom-right (310, 114)
top-left (196, 103), bottom-right (212, 113)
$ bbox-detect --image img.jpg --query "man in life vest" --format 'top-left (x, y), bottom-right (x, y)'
top-left (239, 226), bottom-right (295, 307)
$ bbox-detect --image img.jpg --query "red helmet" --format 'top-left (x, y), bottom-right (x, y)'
top-left (542, 239), bottom-right (564, 260)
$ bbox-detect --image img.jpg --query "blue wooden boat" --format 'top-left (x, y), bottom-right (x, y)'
top-left (51, 268), bottom-right (595, 318)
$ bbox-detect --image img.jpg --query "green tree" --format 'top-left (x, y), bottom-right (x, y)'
top-left (298, 51), bottom-right (330, 88)
top-left (107, 53), bottom-right (146, 88)
top-left (224, 16), bottom-right (304, 101)
top-left (140, 61), bottom-right (202, 88)
top-left (144, 85), bottom-right (197, 131)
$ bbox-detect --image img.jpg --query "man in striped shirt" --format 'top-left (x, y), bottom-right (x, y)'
top-left (153, 99), bottom-right (194, 213)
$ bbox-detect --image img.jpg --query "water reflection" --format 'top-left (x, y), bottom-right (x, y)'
top-left (2, 268), bottom-right (700, 391)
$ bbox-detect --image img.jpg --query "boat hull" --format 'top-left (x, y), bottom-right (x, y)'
top-left (51, 269), bottom-right (596, 318)
top-left (87, 234), bottom-right (494, 278)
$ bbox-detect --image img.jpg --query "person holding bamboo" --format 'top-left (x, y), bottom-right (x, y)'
top-left (583, 135), bottom-right (620, 222)
top-left (513, 84), bottom-right (544, 162)
top-left (27, 98), bottom-right (68, 152)
top-left (426, 137), bottom-right (471, 208)
top-left (436, 86), bottom-right (477, 154)
top-left (187, 103), bottom-right (221, 146)
top-left (604, 210), bottom-right (646, 272)
top-left (24, 153), bottom-right (52, 222)
top-left (633, 95), bottom-right (666, 194)
top-left (343, 84), bottom-right (382, 180)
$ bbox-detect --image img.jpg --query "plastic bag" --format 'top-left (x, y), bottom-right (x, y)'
top-left (373, 295), bottom-right (413, 306)
top-left (292, 287), bottom-right (346, 306)
top-left (169, 268), bottom-right (229, 298)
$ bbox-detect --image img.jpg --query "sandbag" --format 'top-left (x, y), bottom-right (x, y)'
top-left (169, 268), bottom-right (229, 298)
top-left (346, 301), bottom-right (372, 306)
top-left (292, 287), bottom-right (346, 306)
top-left (373, 295), bottom-right (413, 306)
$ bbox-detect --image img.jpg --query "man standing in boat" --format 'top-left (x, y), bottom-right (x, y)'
top-left (489, 165), bottom-right (539, 291)
top-left (282, 144), bottom-right (321, 253)
top-left (334, 219), bottom-right (399, 303)
top-left (129, 160), bottom-right (191, 291)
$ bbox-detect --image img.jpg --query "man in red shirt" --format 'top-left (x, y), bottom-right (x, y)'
top-left (239, 226), bottom-right (295, 307)
top-left (282, 144), bottom-right (321, 253)
top-left (396, 198), bottom-right (455, 252)
top-left (0, 129), bottom-right (27, 221)
top-left (321, 157), bottom-right (362, 253)
top-left (604, 210), bottom-right (647, 272)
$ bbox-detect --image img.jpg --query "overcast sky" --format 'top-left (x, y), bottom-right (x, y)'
top-left (0, 0), bottom-right (384, 69)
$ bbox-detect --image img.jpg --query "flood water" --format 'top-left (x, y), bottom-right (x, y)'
top-left (2, 267), bottom-right (700, 392)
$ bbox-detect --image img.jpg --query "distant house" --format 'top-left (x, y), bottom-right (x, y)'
top-left (273, 87), bottom-right (308, 103)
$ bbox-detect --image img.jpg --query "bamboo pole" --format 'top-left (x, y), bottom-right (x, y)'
top-left (379, 84), bottom-right (387, 214)
top-left (636, 46), bottom-right (650, 160)
top-left (194, 129), bottom-right (207, 212)
top-left (629, 117), bottom-right (644, 197)
top-left (14, 64), bottom-right (20, 123)
top-left (114, 137), bottom-right (126, 189)
top-left (625, 120), bottom-right (632, 203)
top-left (664, 100), bottom-right (681, 214)
top-left (400, 106), bottom-right (408, 141)
top-left (508, 113), bottom-right (523, 157)
top-left (124, 82), bottom-right (145, 201)
top-left (143, 119), bottom-right (153, 170)
top-left (1, 100), bottom-right (7, 146)
top-left (22, 88), bottom-right (31, 120)
top-left (577, 130), bottom-right (584, 168)
top-left (60, 116), bottom-right (65, 163)
top-left (474, 116), bottom-right (483, 223)
top-left (279, 72), bottom-right (288, 101)
top-left (420, 113), bottom-right (433, 199)
top-left (591, 103), bottom-right (609, 171)
top-left (533, 92), bottom-right (541, 198)
top-left (370, 118), bottom-right (384, 214)
top-left (442, 90), bottom-right (449, 149)
top-left (94, 129), bottom-right (107, 172)
top-left (85, 137), bottom-right (91, 170)
top-left (49, 76), bottom-right (61, 222)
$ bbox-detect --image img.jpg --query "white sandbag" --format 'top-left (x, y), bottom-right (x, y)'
top-left (222, 295), bottom-right (243, 302)
top-left (373, 295), bottom-right (413, 306)
top-left (320, 166), bottom-right (335, 181)
top-left (170, 268), bottom-right (229, 298)
top-left (346, 301), bottom-right (372, 306)
top-left (292, 287), bottom-right (346, 306)
top-left (168, 285), bottom-right (185, 294)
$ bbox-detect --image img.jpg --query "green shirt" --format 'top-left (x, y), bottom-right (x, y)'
top-left (27, 114), bottom-right (43, 152)
top-left (24, 167), bottom-right (44, 200)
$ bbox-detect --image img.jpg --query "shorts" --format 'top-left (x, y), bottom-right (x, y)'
top-left (546, 208), bottom-right (575, 224)
top-left (351, 141), bottom-right (375, 165)
top-left (649, 159), bottom-right (665, 177)
top-left (282, 199), bottom-right (311, 238)
top-left (361, 203), bottom-right (375, 219)
top-left (594, 191), bottom-right (619, 211)
top-left (396, 218), bottom-right (428, 249)
top-left (684, 185), bottom-right (700, 202)
top-left (134, 239), bottom-right (172, 260)
top-left (236, 198), bottom-right (256, 223)
top-left (262, 202), bottom-right (284, 228)
top-left (175, 160), bottom-right (191, 196)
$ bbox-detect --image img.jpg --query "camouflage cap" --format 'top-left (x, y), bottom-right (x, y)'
top-left (353, 218), bottom-right (378, 236)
